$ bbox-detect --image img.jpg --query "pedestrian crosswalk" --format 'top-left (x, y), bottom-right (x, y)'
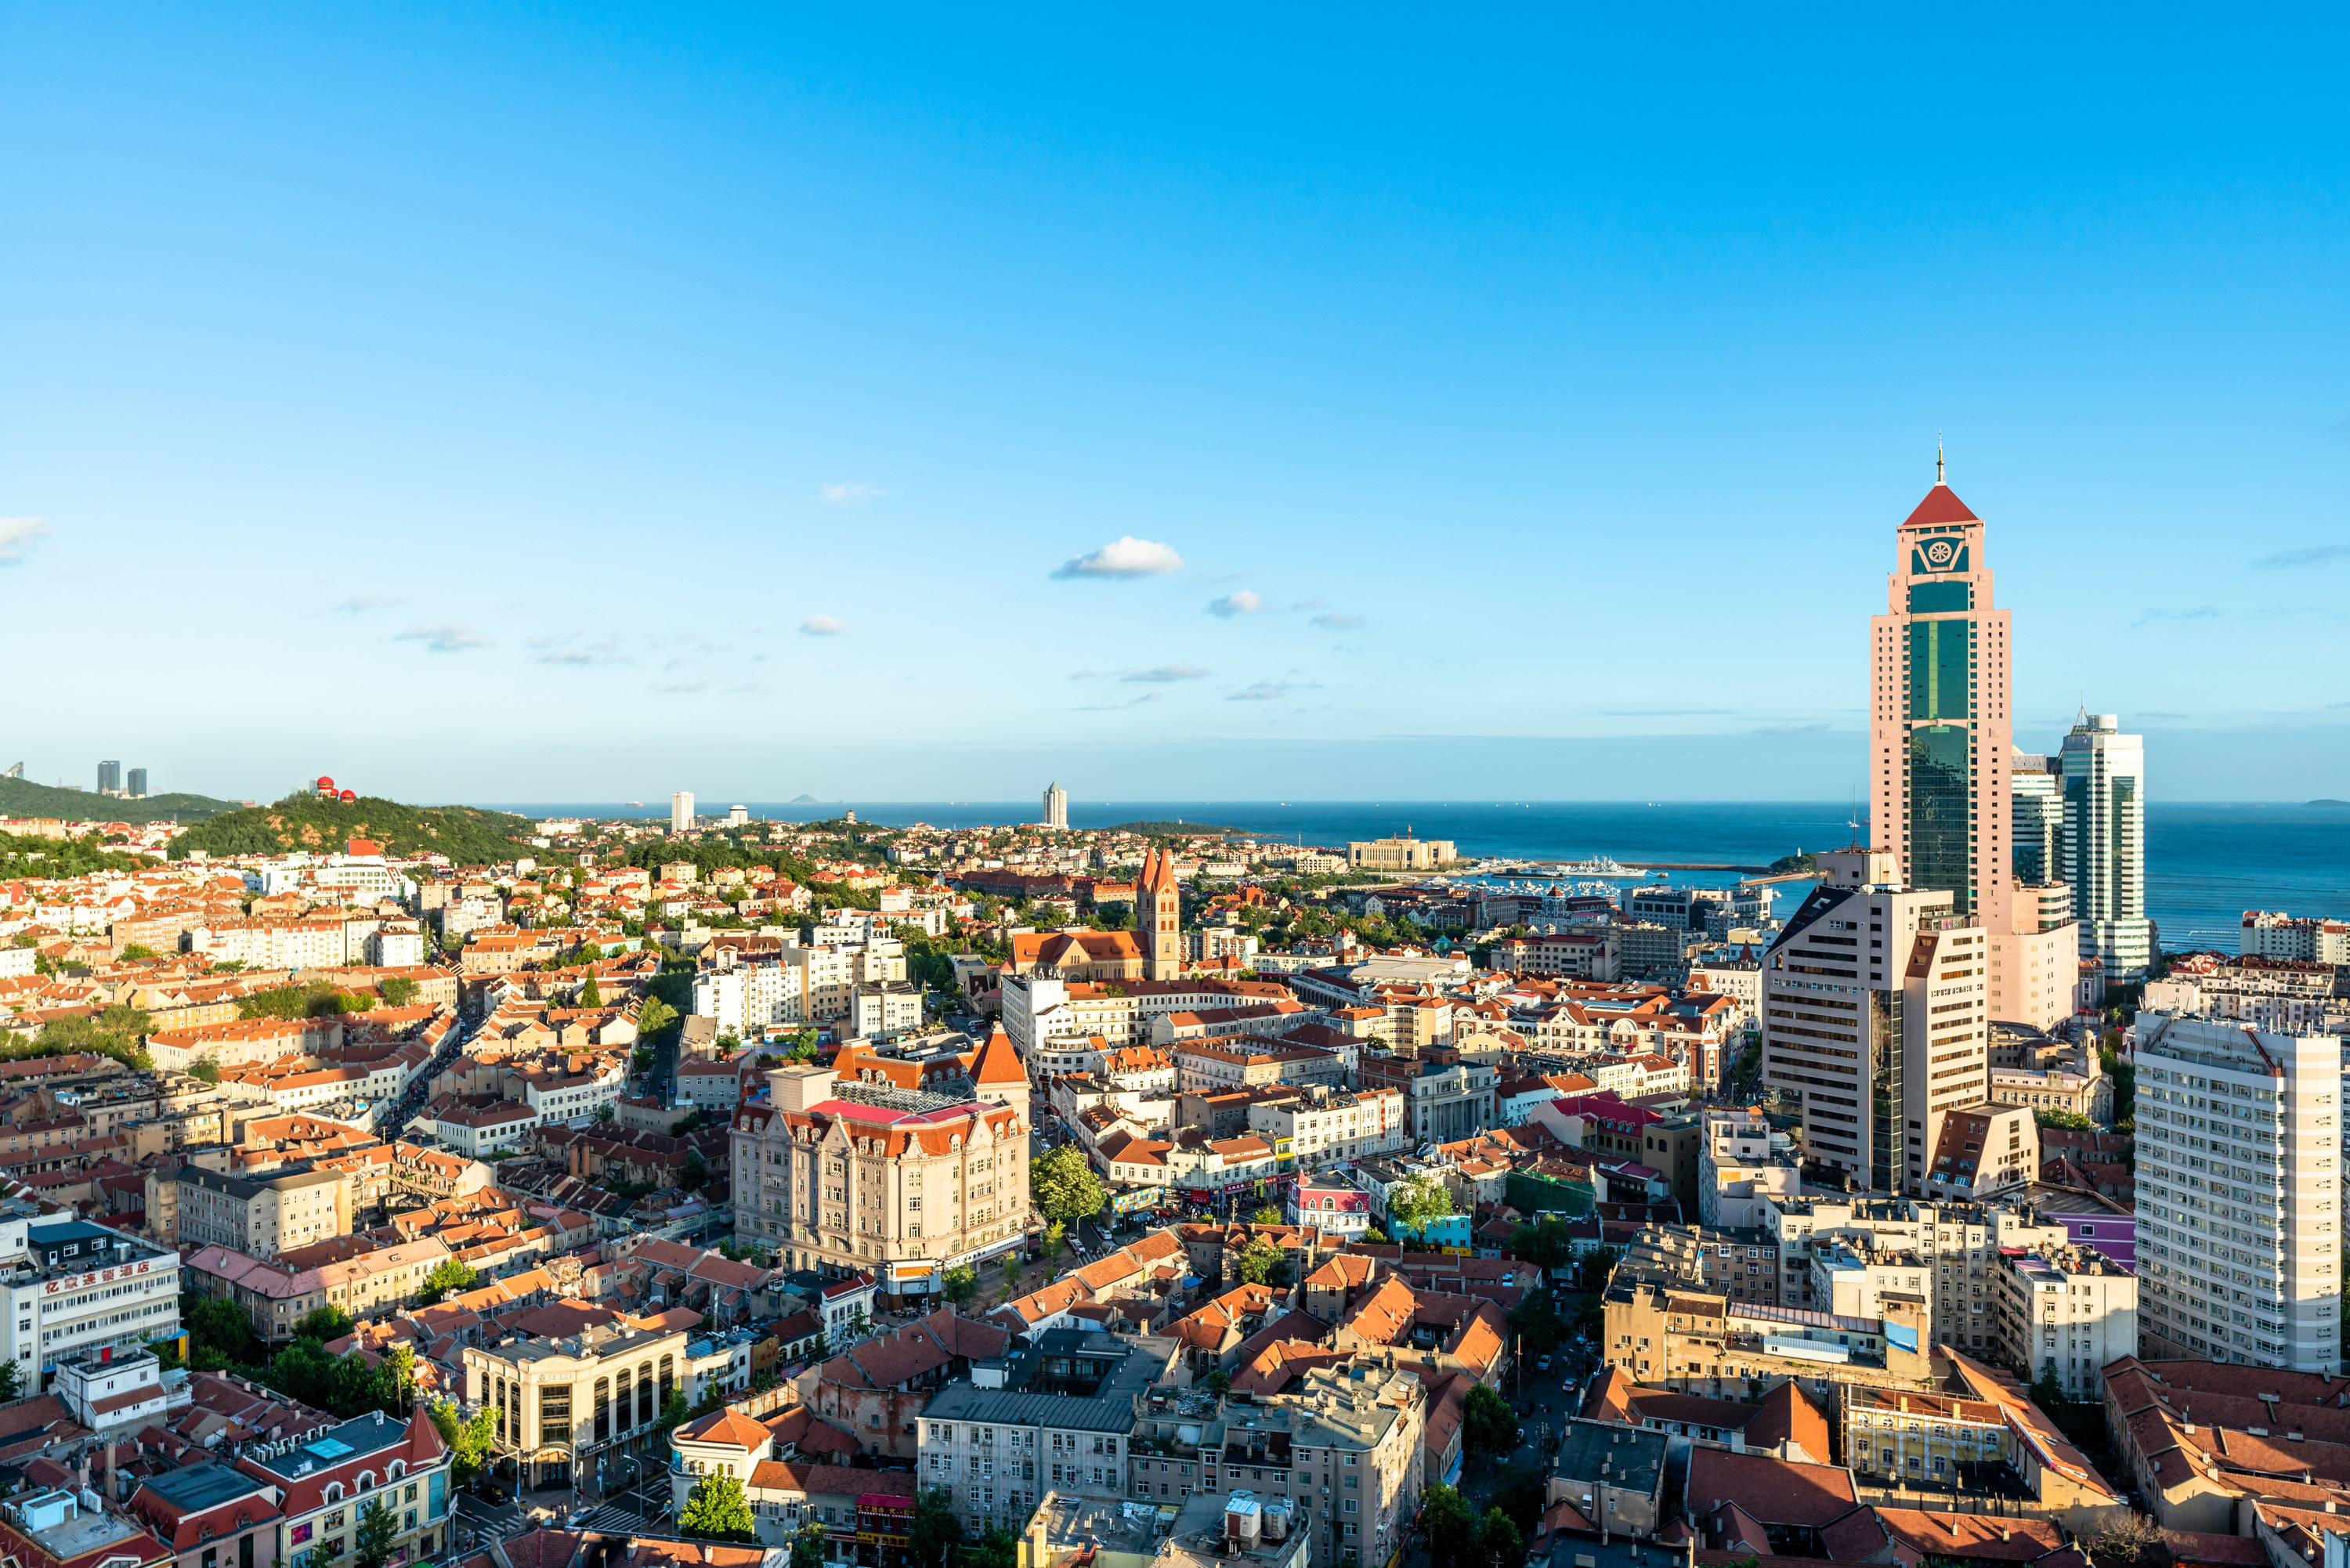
top-left (566, 1505), bottom-right (646, 1534)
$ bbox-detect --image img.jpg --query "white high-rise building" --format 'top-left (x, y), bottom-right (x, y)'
top-left (727, 804), bottom-right (750, 827)
top-left (671, 790), bottom-right (696, 835)
top-left (1042, 781), bottom-right (1068, 829)
top-left (2059, 714), bottom-right (2152, 980)
top-left (2133, 1012), bottom-right (2341, 1372)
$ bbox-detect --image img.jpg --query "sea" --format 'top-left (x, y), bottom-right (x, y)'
top-left (474, 800), bottom-right (2350, 955)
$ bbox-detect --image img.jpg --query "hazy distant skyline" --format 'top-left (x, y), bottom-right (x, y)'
top-left (5, 9), bottom-right (2348, 802)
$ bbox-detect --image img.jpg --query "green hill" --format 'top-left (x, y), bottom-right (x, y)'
top-left (169, 793), bottom-right (541, 865)
top-left (0, 775), bottom-right (245, 822)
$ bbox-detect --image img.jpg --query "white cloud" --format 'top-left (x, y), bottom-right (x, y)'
top-left (800, 615), bottom-right (851, 636)
top-left (1121, 664), bottom-right (1206, 683)
top-left (820, 483), bottom-right (886, 506)
top-left (1229, 682), bottom-right (1287, 701)
top-left (0, 518), bottom-right (53, 564)
top-left (335, 592), bottom-right (400, 612)
top-left (1055, 536), bottom-right (1184, 579)
top-left (655, 681), bottom-right (710, 694)
top-left (1076, 692), bottom-right (1163, 711)
top-left (1311, 610), bottom-right (1366, 630)
top-left (395, 620), bottom-right (494, 652)
top-left (1207, 590), bottom-right (1265, 617)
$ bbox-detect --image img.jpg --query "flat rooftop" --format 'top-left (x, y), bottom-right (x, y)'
top-left (141, 1460), bottom-right (270, 1513)
top-left (245, 1410), bottom-right (414, 1481)
top-left (1550, 1418), bottom-right (1666, 1494)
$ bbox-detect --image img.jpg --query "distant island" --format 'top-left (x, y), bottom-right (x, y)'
top-left (2308, 799), bottom-right (2350, 808)
top-left (1109, 820), bottom-right (1245, 836)
top-left (788, 794), bottom-right (821, 805)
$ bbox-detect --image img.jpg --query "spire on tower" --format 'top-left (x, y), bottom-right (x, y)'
top-left (1936, 432), bottom-right (1946, 486)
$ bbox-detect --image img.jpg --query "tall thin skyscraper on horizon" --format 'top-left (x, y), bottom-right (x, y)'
top-left (97, 761), bottom-right (120, 795)
top-left (671, 791), bottom-right (695, 835)
top-left (1042, 782), bottom-right (1068, 829)
top-left (2061, 712), bottom-right (2153, 980)
top-left (127, 768), bottom-right (147, 799)
top-left (1869, 455), bottom-right (2013, 928)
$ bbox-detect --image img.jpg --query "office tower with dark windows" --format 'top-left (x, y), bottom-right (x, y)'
top-left (1760, 848), bottom-right (2004, 1196)
top-left (97, 760), bottom-right (121, 795)
top-left (126, 768), bottom-right (147, 798)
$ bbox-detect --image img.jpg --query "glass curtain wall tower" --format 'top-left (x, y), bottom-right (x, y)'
top-left (1870, 457), bottom-right (2013, 931)
top-left (2060, 714), bottom-right (2152, 979)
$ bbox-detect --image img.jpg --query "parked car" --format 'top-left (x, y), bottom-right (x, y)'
top-left (1536, 1355), bottom-right (1551, 1371)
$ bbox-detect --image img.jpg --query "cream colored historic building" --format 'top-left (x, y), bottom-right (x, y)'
top-left (732, 1064), bottom-right (1029, 1302)
top-left (463, 1319), bottom-right (689, 1488)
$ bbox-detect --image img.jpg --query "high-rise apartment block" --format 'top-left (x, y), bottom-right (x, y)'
top-left (2241, 911), bottom-right (2350, 966)
top-left (1042, 781), bottom-right (1068, 829)
top-left (126, 767), bottom-right (147, 798)
top-left (97, 760), bottom-right (121, 795)
top-left (2060, 714), bottom-right (2152, 980)
top-left (1760, 847), bottom-right (1997, 1194)
top-left (671, 790), bottom-right (695, 834)
top-left (2134, 1013), bottom-right (2340, 1371)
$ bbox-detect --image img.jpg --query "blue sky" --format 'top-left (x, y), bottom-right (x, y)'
top-left (4, 7), bottom-right (2348, 802)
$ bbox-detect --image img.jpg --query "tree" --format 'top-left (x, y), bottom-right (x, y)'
top-left (1506, 1292), bottom-right (1565, 1360)
top-left (909, 1487), bottom-right (962, 1568)
top-left (682, 1151), bottom-right (710, 1190)
top-left (1043, 1219), bottom-right (1068, 1259)
top-left (2036, 1107), bottom-right (2095, 1131)
top-left (415, 1257), bottom-right (479, 1307)
top-left (580, 976), bottom-right (603, 1008)
top-left (1419, 1483), bottom-right (1475, 1568)
top-left (942, 1266), bottom-right (978, 1308)
top-left (0, 1359), bottom-right (22, 1403)
top-left (971, 1523), bottom-right (1019, 1568)
top-left (1031, 1144), bottom-right (1107, 1225)
top-left (189, 1056), bottom-right (221, 1085)
top-left (380, 975), bottom-right (420, 1006)
top-left (638, 995), bottom-right (681, 1039)
top-left (1476, 1508), bottom-right (1526, 1568)
top-left (1205, 1368), bottom-right (1232, 1398)
top-left (680, 1473), bottom-right (759, 1542)
top-left (2089, 1513), bottom-right (2174, 1568)
top-left (671, 1109), bottom-right (705, 1136)
top-left (118, 944), bottom-right (157, 962)
top-left (1235, 1237), bottom-right (1282, 1287)
top-left (1509, 1215), bottom-right (1573, 1274)
top-left (790, 1524), bottom-right (830, 1568)
top-left (1462, 1385), bottom-right (1520, 1462)
top-left (996, 1255), bottom-right (1025, 1303)
top-left (429, 1400), bottom-right (496, 1484)
top-left (1386, 1173), bottom-right (1455, 1237)
top-left (2032, 1363), bottom-right (2067, 1410)
top-left (595, 1104), bottom-right (615, 1123)
top-left (296, 1304), bottom-right (354, 1342)
top-left (1364, 1225), bottom-right (1391, 1243)
top-left (660, 1386), bottom-right (692, 1431)
top-left (1578, 1245), bottom-right (1621, 1292)
top-left (353, 1498), bottom-right (399, 1568)
top-left (1250, 1205), bottom-right (1282, 1226)
top-left (189, 1295), bottom-right (255, 1362)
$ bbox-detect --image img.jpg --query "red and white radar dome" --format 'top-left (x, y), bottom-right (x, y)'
top-left (316, 775), bottom-right (336, 790)
top-left (338, 789), bottom-right (356, 803)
